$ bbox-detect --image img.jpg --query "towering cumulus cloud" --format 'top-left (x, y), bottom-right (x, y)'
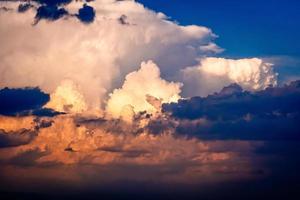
top-left (0, 0), bottom-right (219, 114)
top-left (182, 57), bottom-right (277, 97)
top-left (45, 80), bottom-right (88, 113)
top-left (0, 0), bottom-right (278, 114)
top-left (106, 61), bottom-right (182, 119)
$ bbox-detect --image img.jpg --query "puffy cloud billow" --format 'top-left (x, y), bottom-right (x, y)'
top-left (106, 60), bottom-right (182, 119)
top-left (181, 57), bottom-right (277, 97)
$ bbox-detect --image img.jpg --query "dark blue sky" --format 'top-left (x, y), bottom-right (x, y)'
top-left (138, 0), bottom-right (300, 58)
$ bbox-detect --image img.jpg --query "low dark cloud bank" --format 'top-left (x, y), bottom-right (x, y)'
top-left (1, 82), bottom-right (300, 200)
top-left (1, 80), bottom-right (300, 139)
top-left (162, 80), bottom-right (300, 140)
top-left (0, 87), bottom-right (60, 116)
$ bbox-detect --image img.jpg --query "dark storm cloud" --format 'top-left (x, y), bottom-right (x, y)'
top-left (35, 0), bottom-right (72, 6)
top-left (17, 3), bottom-right (33, 12)
top-left (76, 3), bottom-right (95, 23)
top-left (35, 5), bottom-right (68, 22)
top-left (0, 87), bottom-right (49, 115)
top-left (0, 87), bottom-right (61, 116)
top-left (32, 0), bottom-right (72, 22)
top-left (31, 108), bottom-right (63, 117)
top-left (31, 1), bottom-right (72, 23)
top-left (163, 81), bottom-right (300, 120)
top-left (0, 0), bottom-right (96, 23)
top-left (162, 80), bottom-right (300, 140)
top-left (0, 0), bottom-right (72, 7)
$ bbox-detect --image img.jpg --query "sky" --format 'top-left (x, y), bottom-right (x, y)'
top-left (0, 1), bottom-right (300, 200)
top-left (138, 0), bottom-right (300, 57)
top-left (137, 0), bottom-right (300, 83)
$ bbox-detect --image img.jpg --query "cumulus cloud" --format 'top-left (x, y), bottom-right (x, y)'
top-left (45, 80), bottom-right (88, 114)
top-left (0, 0), bottom-right (219, 114)
top-left (106, 60), bottom-right (182, 119)
top-left (181, 57), bottom-right (278, 97)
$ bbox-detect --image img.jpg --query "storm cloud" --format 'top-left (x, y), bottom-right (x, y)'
top-left (0, 87), bottom-right (49, 115)
top-left (163, 80), bottom-right (300, 140)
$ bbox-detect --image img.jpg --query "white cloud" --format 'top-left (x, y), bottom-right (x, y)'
top-left (0, 0), bottom-right (218, 113)
top-left (45, 80), bottom-right (88, 113)
top-left (181, 57), bottom-right (277, 97)
top-left (106, 60), bottom-right (182, 119)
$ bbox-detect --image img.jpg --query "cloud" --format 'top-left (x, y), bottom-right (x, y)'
top-left (163, 80), bottom-right (300, 140)
top-left (106, 60), bottom-right (182, 119)
top-left (181, 57), bottom-right (277, 97)
top-left (0, 112), bottom-right (271, 200)
top-left (17, 3), bottom-right (33, 13)
top-left (76, 3), bottom-right (95, 23)
top-left (0, 129), bottom-right (37, 148)
top-left (0, 116), bottom-right (37, 132)
top-left (0, 115), bottom-right (53, 148)
top-left (35, 0), bottom-right (73, 6)
top-left (0, 1), bottom-right (299, 198)
top-left (0, 0), bottom-right (219, 113)
top-left (0, 114), bottom-right (258, 176)
top-left (0, 87), bottom-right (51, 116)
top-left (0, 1), bottom-right (279, 115)
top-left (35, 5), bottom-right (69, 23)
top-left (44, 80), bottom-right (88, 114)
top-left (9, 0), bottom-right (75, 23)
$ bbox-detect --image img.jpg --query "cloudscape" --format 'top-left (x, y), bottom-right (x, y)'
top-left (0, 0), bottom-right (300, 199)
